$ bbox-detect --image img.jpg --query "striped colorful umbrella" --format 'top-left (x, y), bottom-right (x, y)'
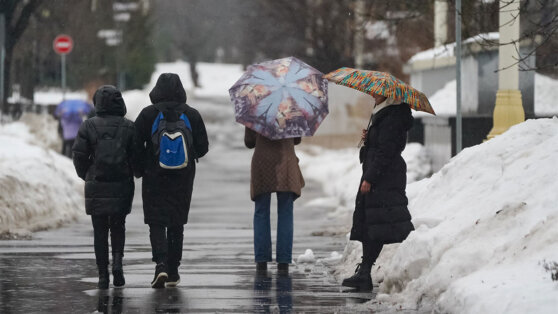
top-left (324, 67), bottom-right (436, 115)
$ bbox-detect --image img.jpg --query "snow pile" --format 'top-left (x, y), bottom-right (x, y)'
top-left (415, 73), bottom-right (558, 117)
top-left (297, 249), bottom-right (316, 264)
top-left (369, 118), bottom-right (558, 313)
top-left (17, 113), bottom-right (62, 152)
top-left (534, 73), bottom-right (558, 116)
top-left (0, 122), bottom-right (84, 238)
top-left (317, 251), bottom-right (343, 266)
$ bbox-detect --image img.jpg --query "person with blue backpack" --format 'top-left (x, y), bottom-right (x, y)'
top-left (72, 85), bottom-right (137, 289)
top-left (134, 73), bottom-right (209, 288)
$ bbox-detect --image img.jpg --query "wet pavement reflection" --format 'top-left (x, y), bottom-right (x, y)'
top-left (0, 98), bottom-right (375, 313)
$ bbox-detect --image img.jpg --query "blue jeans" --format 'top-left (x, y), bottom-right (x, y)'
top-left (253, 192), bottom-right (294, 264)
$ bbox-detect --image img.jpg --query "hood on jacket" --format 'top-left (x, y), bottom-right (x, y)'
top-left (93, 85), bottom-right (127, 117)
top-left (396, 104), bottom-right (414, 131)
top-left (149, 73), bottom-right (187, 104)
top-left (372, 103), bottom-right (414, 131)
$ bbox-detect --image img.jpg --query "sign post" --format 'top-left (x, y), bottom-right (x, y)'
top-left (53, 35), bottom-right (73, 100)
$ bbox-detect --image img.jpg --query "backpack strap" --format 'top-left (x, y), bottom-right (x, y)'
top-left (151, 112), bottom-right (164, 136)
top-left (179, 113), bottom-right (192, 131)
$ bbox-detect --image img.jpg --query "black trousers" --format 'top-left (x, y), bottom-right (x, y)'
top-left (149, 224), bottom-right (184, 269)
top-left (62, 139), bottom-right (75, 158)
top-left (362, 240), bottom-right (383, 268)
top-left (91, 214), bottom-right (126, 267)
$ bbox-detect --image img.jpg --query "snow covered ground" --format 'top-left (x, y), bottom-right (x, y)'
top-left (0, 118), bottom-right (84, 238)
top-left (301, 117), bottom-right (558, 313)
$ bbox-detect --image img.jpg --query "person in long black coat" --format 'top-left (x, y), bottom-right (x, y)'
top-left (342, 94), bottom-right (415, 291)
top-left (134, 73), bottom-right (209, 288)
top-left (72, 85), bottom-right (136, 289)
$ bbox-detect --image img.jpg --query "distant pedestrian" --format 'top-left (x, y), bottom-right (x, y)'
top-left (244, 127), bottom-right (305, 275)
top-left (134, 73), bottom-right (209, 288)
top-left (72, 86), bottom-right (137, 289)
top-left (342, 94), bottom-right (415, 291)
top-left (55, 99), bottom-right (92, 157)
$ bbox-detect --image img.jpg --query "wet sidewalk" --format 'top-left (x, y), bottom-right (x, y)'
top-left (0, 99), bottom-right (373, 313)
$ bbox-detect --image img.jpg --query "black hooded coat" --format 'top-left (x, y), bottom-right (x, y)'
top-left (350, 103), bottom-right (415, 244)
top-left (134, 73), bottom-right (209, 226)
top-left (72, 85), bottom-right (136, 216)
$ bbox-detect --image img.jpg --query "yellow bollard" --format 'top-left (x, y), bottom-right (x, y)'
top-left (486, 89), bottom-right (525, 139)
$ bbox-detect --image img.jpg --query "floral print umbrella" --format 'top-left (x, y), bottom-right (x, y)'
top-left (229, 57), bottom-right (329, 140)
top-left (324, 67), bottom-right (436, 115)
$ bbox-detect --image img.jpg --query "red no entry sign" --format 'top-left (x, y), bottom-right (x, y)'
top-left (53, 35), bottom-right (73, 55)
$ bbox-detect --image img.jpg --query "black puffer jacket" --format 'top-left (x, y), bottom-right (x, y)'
top-left (72, 85), bottom-right (136, 216)
top-left (134, 73), bottom-right (209, 226)
top-left (350, 103), bottom-right (415, 244)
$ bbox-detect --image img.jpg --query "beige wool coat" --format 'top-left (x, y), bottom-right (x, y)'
top-left (244, 127), bottom-right (305, 201)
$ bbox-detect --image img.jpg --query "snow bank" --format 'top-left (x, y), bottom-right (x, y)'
top-left (17, 113), bottom-right (62, 152)
top-left (535, 73), bottom-right (558, 116)
top-left (0, 122), bottom-right (84, 238)
top-left (371, 118), bottom-right (558, 313)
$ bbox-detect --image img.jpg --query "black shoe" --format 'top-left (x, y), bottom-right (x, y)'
top-left (256, 262), bottom-right (267, 274)
top-left (112, 253), bottom-right (125, 287)
top-left (341, 263), bottom-right (372, 291)
top-left (98, 265), bottom-right (110, 290)
top-left (277, 263), bottom-right (289, 275)
top-left (151, 263), bottom-right (168, 289)
top-left (166, 267), bottom-right (180, 287)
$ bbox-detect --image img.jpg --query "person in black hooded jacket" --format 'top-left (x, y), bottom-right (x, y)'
top-left (134, 73), bottom-right (209, 288)
top-left (72, 85), bottom-right (137, 289)
top-left (341, 94), bottom-right (415, 291)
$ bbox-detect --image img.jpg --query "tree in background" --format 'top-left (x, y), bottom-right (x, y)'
top-left (121, 5), bottom-right (155, 90)
top-left (0, 0), bottom-right (44, 105)
top-left (152, 0), bottom-right (244, 87)
top-left (3, 0), bottom-right (156, 105)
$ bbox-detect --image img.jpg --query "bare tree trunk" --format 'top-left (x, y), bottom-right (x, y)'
top-left (188, 52), bottom-right (199, 88)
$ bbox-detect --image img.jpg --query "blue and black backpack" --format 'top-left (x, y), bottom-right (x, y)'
top-left (151, 109), bottom-right (194, 170)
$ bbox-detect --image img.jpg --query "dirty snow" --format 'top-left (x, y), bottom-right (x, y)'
top-left (297, 249), bottom-right (316, 264)
top-left (308, 118), bottom-right (558, 313)
top-left (372, 117), bottom-right (558, 313)
top-left (0, 122), bottom-right (84, 238)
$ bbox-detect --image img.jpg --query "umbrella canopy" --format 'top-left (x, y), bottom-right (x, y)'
top-left (324, 67), bottom-right (436, 115)
top-left (55, 99), bottom-right (92, 118)
top-left (229, 57), bottom-right (328, 140)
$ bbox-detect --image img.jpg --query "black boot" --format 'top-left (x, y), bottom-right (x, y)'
top-left (341, 263), bottom-right (372, 291)
top-left (277, 263), bottom-right (289, 276)
top-left (112, 253), bottom-right (125, 287)
top-left (256, 262), bottom-right (267, 274)
top-left (151, 262), bottom-right (168, 288)
top-left (98, 265), bottom-right (110, 290)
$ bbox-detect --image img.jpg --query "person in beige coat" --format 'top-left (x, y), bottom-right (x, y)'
top-left (244, 127), bottom-right (305, 274)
